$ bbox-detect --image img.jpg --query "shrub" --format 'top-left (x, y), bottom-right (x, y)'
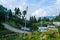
top-left (0, 23), bottom-right (5, 30)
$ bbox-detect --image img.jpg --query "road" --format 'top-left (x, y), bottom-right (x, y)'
top-left (2, 23), bottom-right (31, 34)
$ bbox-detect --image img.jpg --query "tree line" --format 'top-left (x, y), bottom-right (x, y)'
top-left (0, 5), bottom-right (60, 31)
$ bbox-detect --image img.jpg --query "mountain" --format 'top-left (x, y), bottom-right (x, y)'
top-left (39, 16), bottom-right (56, 20)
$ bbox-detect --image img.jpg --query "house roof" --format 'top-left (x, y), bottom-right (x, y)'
top-left (53, 22), bottom-right (60, 25)
top-left (38, 27), bottom-right (47, 30)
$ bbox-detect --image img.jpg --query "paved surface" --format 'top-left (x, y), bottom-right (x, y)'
top-left (2, 23), bottom-right (31, 34)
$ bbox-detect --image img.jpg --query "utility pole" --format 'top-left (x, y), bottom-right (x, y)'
top-left (24, 16), bottom-right (26, 36)
top-left (23, 6), bottom-right (28, 39)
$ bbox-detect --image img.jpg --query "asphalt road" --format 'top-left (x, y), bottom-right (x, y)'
top-left (2, 23), bottom-right (31, 34)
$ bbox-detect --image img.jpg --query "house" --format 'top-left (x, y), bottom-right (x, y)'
top-left (53, 22), bottom-right (60, 26)
top-left (38, 22), bottom-right (59, 32)
top-left (47, 24), bottom-right (55, 28)
top-left (38, 23), bottom-right (55, 32)
top-left (38, 27), bottom-right (47, 32)
top-left (47, 23), bottom-right (58, 32)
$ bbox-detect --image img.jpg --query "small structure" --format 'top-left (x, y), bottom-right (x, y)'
top-left (47, 24), bottom-right (58, 31)
top-left (38, 23), bottom-right (59, 32)
top-left (38, 27), bottom-right (47, 32)
top-left (47, 23), bottom-right (58, 37)
top-left (47, 24), bottom-right (55, 28)
top-left (53, 22), bottom-right (60, 26)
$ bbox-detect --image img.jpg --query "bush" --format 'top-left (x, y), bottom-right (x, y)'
top-left (0, 23), bottom-right (5, 30)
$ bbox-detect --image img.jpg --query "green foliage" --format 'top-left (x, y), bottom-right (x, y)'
top-left (0, 5), bottom-right (7, 22)
top-left (42, 17), bottom-right (49, 21)
top-left (0, 34), bottom-right (18, 40)
top-left (5, 20), bottom-right (20, 29)
top-left (0, 23), bottom-right (14, 35)
top-left (28, 16), bottom-right (38, 31)
top-left (23, 10), bottom-right (27, 17)
top-left (54, 14), bottom-right (60, 21)
top-left (58, 27), bottom-right (60, 33)
top-left (7, 9), bottom-right (13, 20)
top-left (29, 16), bottom-right (37, 23)
top-left (38, 17), bottom-right (41, 22)
top-left (0, 31), bottom-right (60, 40)
top-left (14, 8), bottom-right (21, 15)
top-left (0, 23), bottom-right (5, 30)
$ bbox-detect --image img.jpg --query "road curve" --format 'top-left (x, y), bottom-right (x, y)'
top-left (2, 23), bottom-right (31, 34)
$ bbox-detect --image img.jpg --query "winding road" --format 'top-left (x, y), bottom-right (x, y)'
top-left (2, 23), bottom-right (31, 34)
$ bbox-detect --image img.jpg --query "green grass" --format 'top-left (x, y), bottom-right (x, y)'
top-left (0, 28), bottom-right (15, 35)
top-left (0, 34), bottom-right (19, 40)
top-left (0, 33), bottom-right (26, 40)
top-left (0, 29), bottom-right (13, 35)
top-left (5, 21), bottom-right (20, 29)
top-left (0, 33), bottom-right (60, 40)
top-left (0, 23), bottom-right (14, 35)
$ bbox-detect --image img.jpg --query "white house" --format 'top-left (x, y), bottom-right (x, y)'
top-left (38, 27), bottom-right (47, 32)
top-left (53, 22), bottom-right (60, 26)
top-left (47, 24), bottom-right (55, 28)
top-left (38, 23), bottom-right (59, 32)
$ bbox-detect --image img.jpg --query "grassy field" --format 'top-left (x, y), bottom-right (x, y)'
top-left (0, 34), bottom-right (19, 40)
top-left (0, 29), bottom-right (14, 35)
top-left (0, 33), bottom-right (60, 40)
top-left (5, 20), bottom-right (20, 29)
top-left (0, 23), bottom-right (14, 35)
top-left (0, 31), bottom-right (60, 40)
top-left (1, 21), bottom-right (60, 40)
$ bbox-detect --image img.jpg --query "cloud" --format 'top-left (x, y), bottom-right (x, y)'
top-left (0, 0), bottom-right (60, 20)
top-left (0, 0), bottom-right (27, 11)
top-left (31, 0), bottom-right (60, 19)
top-left (44, 0), bottom-right (60, 16)
top-left (31, 8), bottom-right (47, 18)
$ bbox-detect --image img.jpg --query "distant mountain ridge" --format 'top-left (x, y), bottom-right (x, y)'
top-left (39, 16), bottom-right (56, 20)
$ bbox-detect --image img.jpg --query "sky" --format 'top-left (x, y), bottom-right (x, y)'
top-left (0, 0), bottom-right (60, 19)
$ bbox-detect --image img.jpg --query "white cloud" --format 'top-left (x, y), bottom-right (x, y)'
top-left (31, 0), bottom-right (60, 19)
top-left (45, 0), bottom-right (60, 16)
top-left (0, 0), bottom-right (60, 20)
top-left (31, 8), bottom-right (47, 18)
top-left (0, 0), bottom-right (27, 11)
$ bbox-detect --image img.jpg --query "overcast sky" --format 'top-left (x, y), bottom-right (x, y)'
top-left (0, 0), bottom-right (60, 19)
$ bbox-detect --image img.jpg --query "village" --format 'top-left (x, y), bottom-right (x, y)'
top-left (0, 0), bottom-right (60, 40)
top-left (38, 22), bottom-right (60, 32)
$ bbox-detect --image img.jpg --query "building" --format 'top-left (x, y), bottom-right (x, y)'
top-left (53, 22), bottom-right (60, 26)
top-left (38, 27), bottom-right (47, 32)
top-left (47, 24), bottom-right (55, 28)
top-left (38, 23), bottom-right (57, 32)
